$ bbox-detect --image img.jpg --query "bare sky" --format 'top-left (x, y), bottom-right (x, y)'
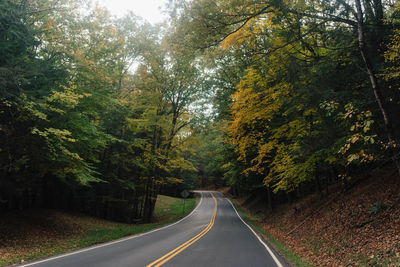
top-left (96, 0), bottom-right (168, 24)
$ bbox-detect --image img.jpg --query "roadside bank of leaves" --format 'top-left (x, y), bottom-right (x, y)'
top-left (229, 166), bottom-right (400, 266)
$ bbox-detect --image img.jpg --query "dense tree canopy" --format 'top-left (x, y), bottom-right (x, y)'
top-left (171, 0), bottom-right (400, 201)
top-left (1, 0), bottom-right (400, 221)
top-left (0, 0), bottom-right (204, 222)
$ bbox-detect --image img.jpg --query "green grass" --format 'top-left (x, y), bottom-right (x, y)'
top-left (154, 194), bottom-right (196, 219)
top-left (75, 195), bottom-right (197, 248)
top-left (230, 199), bottom-right (312, 267)
top-left (0, 194), bottom-right (197, 266)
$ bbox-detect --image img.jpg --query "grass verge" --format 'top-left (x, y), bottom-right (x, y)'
top-left (229, 198), bottom-right (312, 267)
top-left (0, 195), bottom-right (197, 266)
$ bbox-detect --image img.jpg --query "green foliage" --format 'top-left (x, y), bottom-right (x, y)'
top-left (2, 0), bottom-right (400, 225)
top-left (167, 0), bottom-right (400, 198)
top-left (0, 0), bottom-right (204, 223)
top-left (187, 121), bottom-right (227, 188)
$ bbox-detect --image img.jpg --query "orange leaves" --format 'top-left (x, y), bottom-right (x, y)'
top-left (220, 18), bottom-right (256, 49)
top-left (46, 20), bottom-right (56, 29)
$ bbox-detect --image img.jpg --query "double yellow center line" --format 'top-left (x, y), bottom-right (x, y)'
top-left (146, 193), bottom-right (218, 267)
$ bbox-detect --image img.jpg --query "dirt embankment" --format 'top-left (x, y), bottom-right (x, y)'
top-left (234, 166), bottom-right (400, 266)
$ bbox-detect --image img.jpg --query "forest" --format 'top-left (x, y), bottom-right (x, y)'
top-left (1, 0), bottom-right (400, 227)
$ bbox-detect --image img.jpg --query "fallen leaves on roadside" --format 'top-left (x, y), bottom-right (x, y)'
top-left (237, 166), bottom-right (400, 266)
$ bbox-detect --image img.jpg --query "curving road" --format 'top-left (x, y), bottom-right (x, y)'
top-left (22, 191), bottom-right (288, 267)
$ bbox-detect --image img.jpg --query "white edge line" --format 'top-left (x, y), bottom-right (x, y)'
top-left (21, 193), bottom-right (204, 267)
top-left (226, 196), bottom-right (284, 267)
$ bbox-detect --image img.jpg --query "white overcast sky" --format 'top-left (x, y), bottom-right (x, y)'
top-left (96, 0), bottom-right (169, 24)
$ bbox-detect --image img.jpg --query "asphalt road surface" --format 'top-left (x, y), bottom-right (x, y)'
top-left (22, 191), bottom-right (288, 267)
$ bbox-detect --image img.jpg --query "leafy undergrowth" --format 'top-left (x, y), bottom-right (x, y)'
top-left (231, 166), bottom-right (400, 266)
top-left (0, 195), bottom-right (196, 266)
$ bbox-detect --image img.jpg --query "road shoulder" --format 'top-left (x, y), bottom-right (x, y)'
top-left (224, 193), bottom-right (311, 267)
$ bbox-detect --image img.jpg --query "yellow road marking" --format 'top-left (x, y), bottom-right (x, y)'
top-left (146, 193), bottom-right (218, 267)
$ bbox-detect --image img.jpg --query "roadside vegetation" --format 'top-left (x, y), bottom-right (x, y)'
top-left (176, 0), bottom-right (400, 265)
top-left (0, 0), bottom-right (202, 224)
top-left (2, 0), bottom-right (400, 265)
top-left (226, 166), bottom-right (400, 266)
top-left (0, 195), bottom-right (196, 266)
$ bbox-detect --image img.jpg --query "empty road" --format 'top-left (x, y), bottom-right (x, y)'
top-left (22, 191), bottom-right (287, 267)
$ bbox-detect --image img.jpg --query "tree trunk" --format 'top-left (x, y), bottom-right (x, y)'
top-left (325, 176), bottom-right (329, 196)
top-left (143, 177), bottom-right (154, 222)
top-left (354, 0), bottom-right (400, 177)
top-left (315, 173), bottom-right (323, 199)
top-left (267, 186), bottom-right (273, 212)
